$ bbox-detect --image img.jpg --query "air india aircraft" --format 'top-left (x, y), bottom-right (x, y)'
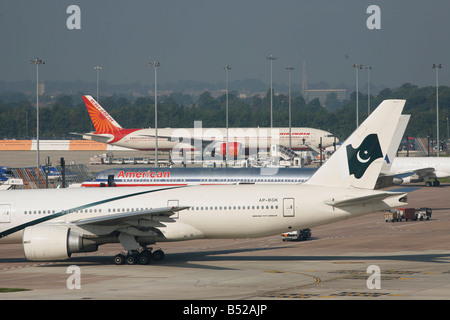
top-left (76, 95), bottom-right (337, 158)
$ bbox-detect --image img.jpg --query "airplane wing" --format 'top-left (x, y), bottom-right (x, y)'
top-left (410, 167), bottom-right (435, 177)
top-left (394, 167), bottom-right (434, 176)
top-left (139, 134), bottom-right (220, 148)
top-left (71, 132), bottom-right (112, 144)
top-left (324, 192), bottom-right (407, 207)
top-left (74, 206), bottom-right (189, 226)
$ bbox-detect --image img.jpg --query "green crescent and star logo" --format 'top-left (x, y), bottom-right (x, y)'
top-left (346, 134), bottom-right (383, 179)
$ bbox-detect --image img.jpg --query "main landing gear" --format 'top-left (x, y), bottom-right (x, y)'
top-left (113, 247), bottom-right (165, 265)
top-left (425, 179), bottom-right (440, 187)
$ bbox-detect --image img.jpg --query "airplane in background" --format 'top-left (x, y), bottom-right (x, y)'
top-left (0, 167), bottom-right (23, 190)
top-left (374, 113), bottom-right (450, 187)
top-left (388, 157), bottom-right (450, 187)
top-left (80, 167), bottom-right (317, 187)
top-left (0, 99), bottom-right (408, 265)
top-left (74, 95), bottom-right (337, 158)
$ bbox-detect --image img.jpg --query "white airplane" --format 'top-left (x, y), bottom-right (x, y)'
top-left (0, 99), bottom-right (408, 264)
top-left (75, 95), bottom-right (337, 157)
top-left (389, 157), bottom-right (450, 187)
top-left (375, 113), bottom-right (450, 187)
top-left (80, 167), bottom-right (317, 187)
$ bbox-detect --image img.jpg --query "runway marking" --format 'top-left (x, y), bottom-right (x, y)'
top-left (344, 274), bottom-right (400, 280)
top-left (332, 262), bottom-right (365, 264)
top-left (0, 261), bottom-right (64, 271)
top-left (261, 292), bottom-right (319, 299)
top-left (424, 272), bottom-right (441, 275)
top-left (325, 291), bottom-right (391, 298)
top-left (331, 269), bottom-right (418, 275)
top-left (254, 270), bottom-right (321, 299)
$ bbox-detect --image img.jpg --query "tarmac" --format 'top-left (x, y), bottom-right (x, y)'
top-left (0, 150), bottom-right (450, 304)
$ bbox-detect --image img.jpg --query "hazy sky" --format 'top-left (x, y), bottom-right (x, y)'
top-left (1, 1), bottom-right (450, 89)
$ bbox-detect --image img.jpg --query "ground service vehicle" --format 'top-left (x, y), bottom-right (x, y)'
top-left (399, 208), bottom-right (415, 221)
top-left (384, 210), bottom-right (402, 222)
top-left (281, 229), bottom-right (311, 241)
top-left (415, 207), bottom-right (432, 220)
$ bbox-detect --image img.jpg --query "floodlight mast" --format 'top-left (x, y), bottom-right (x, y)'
top-left (224, 65), bottom-right (231, 165)
top-left (94, 66), bottom-right (102, 101)
top-left (266, 54), bottom-right (278, 128)
top-left (352, 64), bottom-right (363, 128)
top-left (30, 58), bottom-right (45, 167)
top-left (149, 61), bottom-right (161, 166)
top-left (286, 66), bottom-right (294, 150)
top-left (366, 66), bottom-right (373, 115)
top-left (433, 63), bottom-right (443, 156)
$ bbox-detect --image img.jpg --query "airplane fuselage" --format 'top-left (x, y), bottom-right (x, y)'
top-left (0, 184), bottom-right (404, 245)
top-left (87, 127), bottom-right (336, 152)
top-left (390, 157), bottom-right (450, 179)
top-left (81, 167), bottom-right (317, 187)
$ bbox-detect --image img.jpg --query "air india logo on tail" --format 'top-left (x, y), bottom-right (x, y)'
top-left (346, 134), bottom-right (383, 179)
top-left (83, 96), bottom-right (122, 134)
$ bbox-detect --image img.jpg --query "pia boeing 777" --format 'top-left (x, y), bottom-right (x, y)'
top-left (0, 99), bottom-right (408, 264)
top-left (75, 95), bottom-right (337, 157)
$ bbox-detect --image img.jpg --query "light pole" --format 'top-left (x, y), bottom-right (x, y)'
top-left (266, 54), bottom-right (278, 128)
top-left (149, 61), bottom-right (160, 166)
top-left (353, 64), bottom-right (363, 128)
top-left (224, 65), bottom-right (231, 165)
top-left (94, 66), bottom-right (102, 101)
top-left (366, 66), bottom-right (373, 115)
top-left (30, 58), bottom-right (45, 167)
top-left (286, 66), bottom-right (294, 150)
top-left (433, 63), bottom-right (442, 156)
top-left (447, 117), bottom-right (449, 142)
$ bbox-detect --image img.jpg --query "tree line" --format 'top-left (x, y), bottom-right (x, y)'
top-left (0, 83), bottom-right (449, 142)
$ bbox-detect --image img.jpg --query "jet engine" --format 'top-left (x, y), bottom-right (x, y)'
top-left (22, 225), bottom-right (97, 261)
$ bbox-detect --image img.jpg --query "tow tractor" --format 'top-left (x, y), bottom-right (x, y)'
top-left (415, 207), bottom-right (432, 221)
top-left (281, 228), bottom-right (311, 241)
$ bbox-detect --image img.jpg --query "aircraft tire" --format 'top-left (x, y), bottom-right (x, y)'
top-left (151, 249), bottom-right (165, 261)
top-left (138, 252), bottom-right (151, 265)
top-left (126, 254), bottom-right (137, 265)
top-left (114, 253), bottom-right (126, 265)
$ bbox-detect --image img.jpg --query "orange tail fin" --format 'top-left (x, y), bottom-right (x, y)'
top-left (82, 95), bottom-right (123, 134)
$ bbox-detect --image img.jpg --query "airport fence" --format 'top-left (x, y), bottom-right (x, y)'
top-left (9, 164), bottom-right (92, 189)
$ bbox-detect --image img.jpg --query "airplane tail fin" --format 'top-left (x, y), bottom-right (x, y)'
top-left (305, 99), bottom-right (406, 189)
top-left (82, 95), bottom-right (123, 134)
